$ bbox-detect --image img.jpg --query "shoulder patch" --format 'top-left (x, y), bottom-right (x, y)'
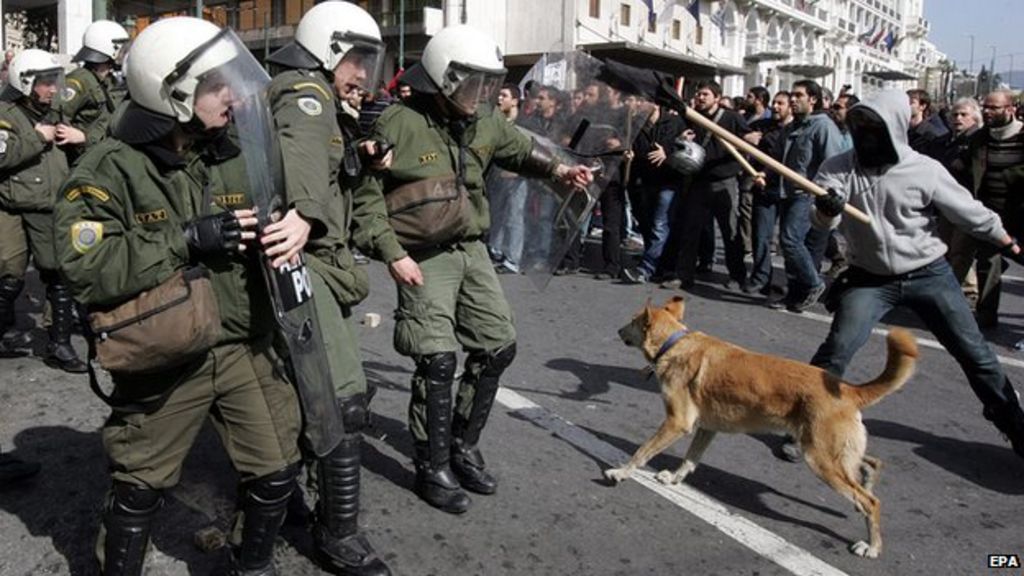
top-left (71, 221), bottom-right (104, 254)
top-left (61, 86), bottom-right (78, 101)
top-left (291, 81), bottom-right (332, 101)
top-left (65, 185), bottom-right (111, 203)
top-left (0, 130), bottom-right (7, 155)
top-left (297, 97), bottom-right (323, 117)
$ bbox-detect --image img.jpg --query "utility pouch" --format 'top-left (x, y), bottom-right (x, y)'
top-left (385, 175), bottom-right (471, 251)
top-left (88, 266), bottom-right (221, 374)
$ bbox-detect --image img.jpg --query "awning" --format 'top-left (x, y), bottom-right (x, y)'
top-left (744, 50), bottom-right (790, 63)
top-left (565, 41), bottom-right (747, 77)
top-left (864, 69), bottom-right (916, 81)
top-left (776, 63), bottom-right (835, 78)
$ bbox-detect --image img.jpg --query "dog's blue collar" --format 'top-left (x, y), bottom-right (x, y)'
top-left (652, 328), bottom-right (690, 365)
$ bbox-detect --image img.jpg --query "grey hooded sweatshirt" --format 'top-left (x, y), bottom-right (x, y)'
top-left (813, 89), bottom-right (1007, 276)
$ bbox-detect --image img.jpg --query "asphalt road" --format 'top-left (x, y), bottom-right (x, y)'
top-left (1, 254), bottom-right (1022, 576)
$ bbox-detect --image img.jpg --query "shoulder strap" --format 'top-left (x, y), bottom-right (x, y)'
top-left (700, 109), bottom-right (725, 149)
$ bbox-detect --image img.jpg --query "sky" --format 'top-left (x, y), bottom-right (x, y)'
top-left (924, 0), bottom-right (1024, 76)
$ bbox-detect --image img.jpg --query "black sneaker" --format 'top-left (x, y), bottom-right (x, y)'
top-left (787, 282), bottom-right (826, 313)
top-left (742, 280), bottom-right (767, 295)
top-left (620, 267), bottom-right (648, 285)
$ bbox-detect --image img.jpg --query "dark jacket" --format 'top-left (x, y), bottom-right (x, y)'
top-left (691, 107), bottom-right (750, 181)
top-left (966, 122), bottom-right (1024, 233)
top-left (908, 114), bottom-right (949, 159)
top-left (631, 110), bottom-right (687, 189)
top-left (939, 126), bottom-right (978, 189)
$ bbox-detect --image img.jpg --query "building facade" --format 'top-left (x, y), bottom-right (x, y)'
top-left (2, 0), bottom-right (946, 100)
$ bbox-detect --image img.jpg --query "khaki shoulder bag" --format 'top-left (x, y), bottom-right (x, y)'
top-left (87, 265), bottom-right (222, 375)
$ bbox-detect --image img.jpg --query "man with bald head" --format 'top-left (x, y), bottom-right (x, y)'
top-left (968, 90), bottom-right (1024, 329)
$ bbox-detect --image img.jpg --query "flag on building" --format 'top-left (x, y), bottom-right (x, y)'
top-left (883, 29), bottom-right (896, 52)
top-left (641, 0), bottom-right (657, 29)
top-left (870, 27), bottom-right (886, 47)
top-left (858, 23), bottom-right (876, 44)
top-left (709, 4), bottom-right (726, 43)
top-left (688, 0), bottom-right (700, 22)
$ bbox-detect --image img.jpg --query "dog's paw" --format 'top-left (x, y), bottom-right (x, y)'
top-left (849, 540), bottom-right (880, 558)
top-left (604, 467), bottom-right (631, 483)
top-left (655, 470), bottom-right (679, 485)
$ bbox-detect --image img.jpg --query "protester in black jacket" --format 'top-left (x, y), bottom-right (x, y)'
top-left (622, 102), bottom-right (687, 283)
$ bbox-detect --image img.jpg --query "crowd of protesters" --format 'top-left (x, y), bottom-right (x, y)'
top-left (487, 78), bottom-right (1024, 325)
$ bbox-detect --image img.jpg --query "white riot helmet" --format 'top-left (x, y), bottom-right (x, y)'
top-left (420, 25), bottom-right (506, 115)
top-left (74, 20), bottom-right (130, 64)
top-left (667, 139), bottom-right (706, 175)
top-left (7, 49), bottom-right (64, 99)
top-left (268, 1), bottom-right (384, 91)
top-left (126, 17), bottom-right (268, 123)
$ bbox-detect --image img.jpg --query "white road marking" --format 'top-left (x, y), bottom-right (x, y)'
top-left (792, 310), bottom-right (1024, 370)
top-left (497, 387), bottom-right (852, 576)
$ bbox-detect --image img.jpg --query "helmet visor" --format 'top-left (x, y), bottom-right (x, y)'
top-left (333, 31), bottom-right (385, 95)
top-left (447, 64), bottom-right (506, 116)
top-left (27, 67), bottom-right (65, 108)
top-left (113, 37), bottom-right (132, 69)
top-left (163, 28), bottom-right (270, 129)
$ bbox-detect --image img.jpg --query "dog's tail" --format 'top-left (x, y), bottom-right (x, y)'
top-left (845, 328), bottom-right (919, 409)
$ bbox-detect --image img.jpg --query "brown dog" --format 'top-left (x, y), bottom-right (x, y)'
top-left (606, 296), bottom-right (918, 558)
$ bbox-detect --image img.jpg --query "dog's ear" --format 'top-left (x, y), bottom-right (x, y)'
top-left (640, 298), bottom-right (655, 326)
top-left (664, 295), bottom-right (686, 321)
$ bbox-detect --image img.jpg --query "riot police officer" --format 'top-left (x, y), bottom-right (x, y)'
top-left (353, 24), bottom-right (592, 514)
top-left (59, 19), bottom-right (131, 164)
top-left (54, 18), bottom-right (302, 575)
top-left (263, 2), bottom-right (390, 574)
top-left (0, 49), bottom-right (87, 372)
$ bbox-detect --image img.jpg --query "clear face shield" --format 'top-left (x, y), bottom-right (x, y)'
top-left (446, 63), bottom-right (506, 116)
top-left (332, 32), bottom-right (385, 99)
top-left (113, 38), bottom-right (132, 70)
top-left (162, 28), bottom-right (270, 131)
top-left (28, 67), bottom-right (65, 109)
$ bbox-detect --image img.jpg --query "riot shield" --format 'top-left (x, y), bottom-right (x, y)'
top-left (485, 50), bottom-right (652, 290)
top-left (191, 29), bottom-right (345, 457)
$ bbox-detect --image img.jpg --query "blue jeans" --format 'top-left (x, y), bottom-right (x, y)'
top-left (489, 179), bottom-right (527, 267)
top-left (750, 193), bottom-right (821, 294)
top-left (811, 258), bottom-right (1012, 409)
top-left (638, 187), bottom-right (676, 278)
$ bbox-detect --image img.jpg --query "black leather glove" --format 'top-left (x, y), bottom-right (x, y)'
top-left (183, 212), bottom-right (242, 256)
top-left (1000, 238), bottom-right (1024, 266)
top-left (815, 188), bottom-right (846, 218)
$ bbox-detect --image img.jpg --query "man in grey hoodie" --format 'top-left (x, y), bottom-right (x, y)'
top-left (803, 89), bottom-right (1024, 460)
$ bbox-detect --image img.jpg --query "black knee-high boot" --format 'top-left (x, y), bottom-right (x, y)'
top-left (44, 282), bottom-right (87, 373)
top-left (313, 406), bottom-right (390, 576)
top-left (100, 482), bottom-right (163, 576)
top-left (450, 343), bottom-right (516, 494)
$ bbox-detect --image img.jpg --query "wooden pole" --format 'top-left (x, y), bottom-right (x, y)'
top-left (716, 135), bottom-right (762, 180)
top-left (685, 108), bottom-right (871, 224)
